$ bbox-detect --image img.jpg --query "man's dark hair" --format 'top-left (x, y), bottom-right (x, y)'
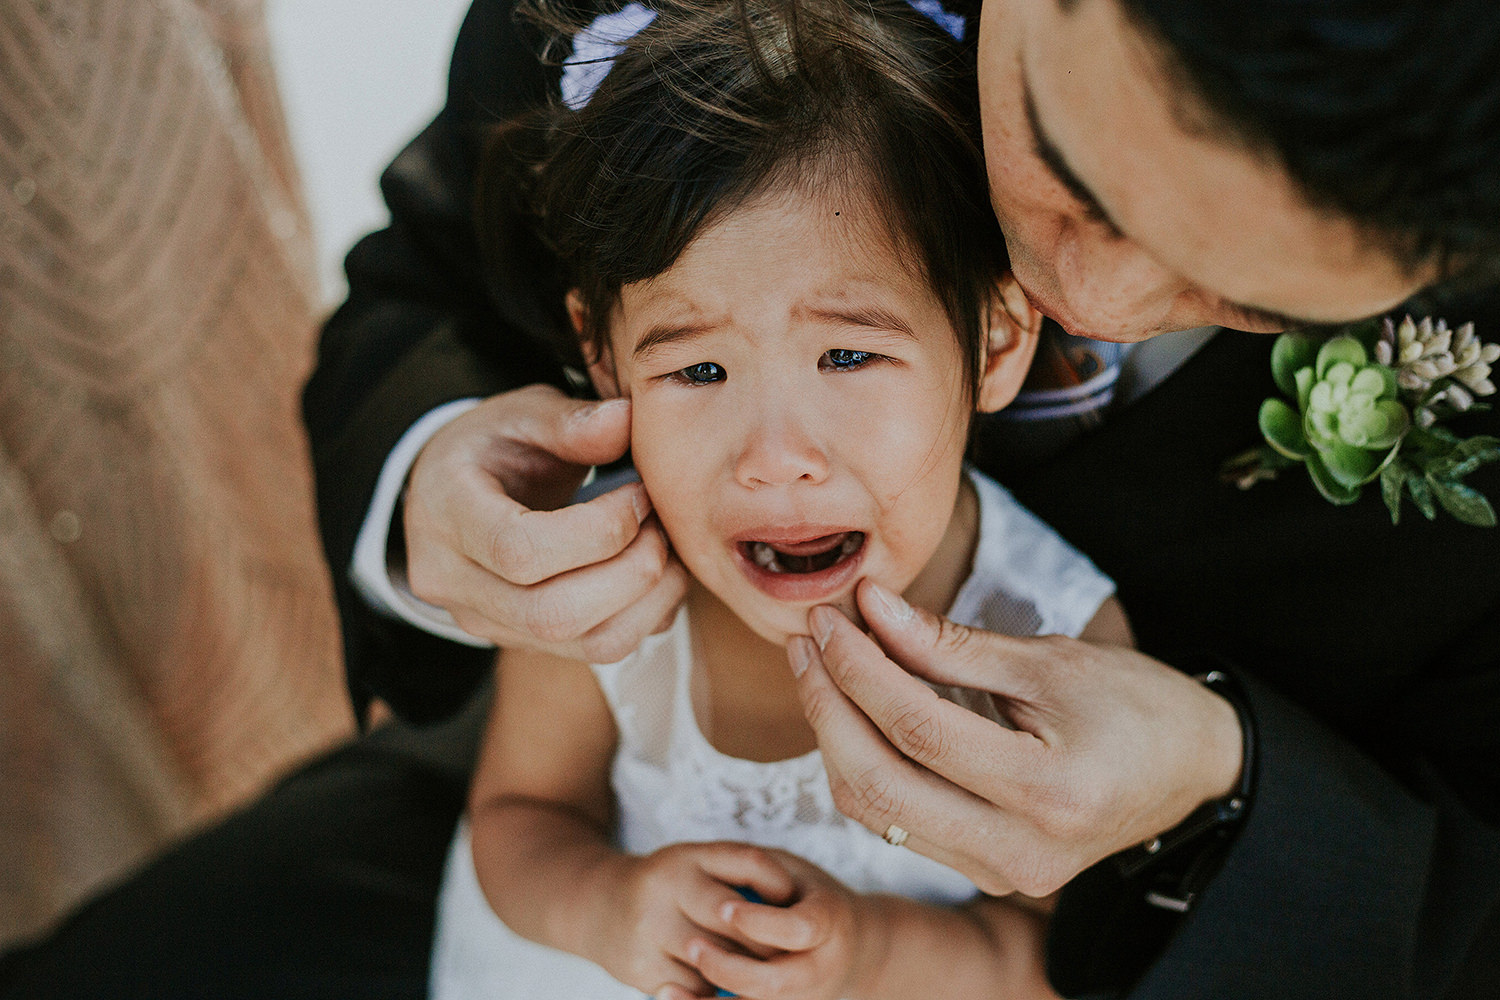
top-left (480, 0), bottom-right (1007, 393)
top-left (1097, 0), bottom-right (1500, 290)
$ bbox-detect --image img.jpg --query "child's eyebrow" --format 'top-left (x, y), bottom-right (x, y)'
top-left (631, 303), bottom-right (917, 362)
top-left (803, 304), bottom-right (918, 340)
top-left (632, 322), bottom-right (714, 361)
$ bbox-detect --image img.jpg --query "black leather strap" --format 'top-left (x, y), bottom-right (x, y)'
top-left (1113, 667), bottom-right (1258, 912)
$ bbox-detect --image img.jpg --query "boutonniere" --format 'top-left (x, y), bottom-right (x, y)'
top-left (1222, 315), bottom-right (1500, 526)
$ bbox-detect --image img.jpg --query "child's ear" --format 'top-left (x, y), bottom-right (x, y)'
top-left (566, 289), bottom-right (622, 399)
top-left (975, 276), bottom-right (1043, 414)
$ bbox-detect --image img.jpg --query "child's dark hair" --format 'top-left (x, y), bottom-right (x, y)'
top-left (480, 0), bottom-right (1007, 395)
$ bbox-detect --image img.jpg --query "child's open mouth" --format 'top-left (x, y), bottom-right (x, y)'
top-left (741, 532), bottom-right (865, 575)
top-left (732, 528), bottom-right (867, 603)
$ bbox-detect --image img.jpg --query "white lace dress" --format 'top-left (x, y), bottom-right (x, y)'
top-left (430, 470), bottom-right (1116, 1000)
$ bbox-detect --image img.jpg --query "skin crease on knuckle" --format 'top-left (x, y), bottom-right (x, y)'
top-left (520, 588), bottom-right (584, 646)
top-left (885, 699), bottom-right (950, 767)
top-left (835, 760), bottom-right (906, 830)
top-left (486, 516), bottom-right (545, 585)
top-left (578, 627), bottom-right (635, 667)
top-left (932, 614), bottom-right (980, 661)
top-left (795, 668), bottom-right (849, 738)
top-left (593, 490), bottom-right (637, 555)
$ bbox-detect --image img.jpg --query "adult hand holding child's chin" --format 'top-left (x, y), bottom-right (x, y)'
top-left (788, 580), bottom-right (1245, 899)
top-left (404, 384), bottom-right (688, 661)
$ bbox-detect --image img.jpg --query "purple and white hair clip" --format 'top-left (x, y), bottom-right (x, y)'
top-left (559, 0), bottom-right (966, 111)
top-left (906, 0), bottom-right (966, 42)
top-left (560, 2), bottom-right (659, 110)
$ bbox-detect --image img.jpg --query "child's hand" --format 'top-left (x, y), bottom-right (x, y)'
top-left (597, 842), bottom-right (798, 999)
top-left (675, 850), bottom-right (876, 1000)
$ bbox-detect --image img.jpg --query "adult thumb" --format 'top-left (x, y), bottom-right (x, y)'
top-left (855, 579), bottom-right (1030, 692)
top-left (546, 395), bottom-right (633, 468)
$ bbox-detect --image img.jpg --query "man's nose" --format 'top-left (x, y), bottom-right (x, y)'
top-left (1055, 224), bottom-right (1189, 337)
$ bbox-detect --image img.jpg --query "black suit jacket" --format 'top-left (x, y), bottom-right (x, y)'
top-left (302, 1), bottom-right (1500, 995)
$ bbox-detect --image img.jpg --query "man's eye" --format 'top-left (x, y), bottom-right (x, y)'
top-left (676, 361), bottom-right (725, 384)
top-left (821, 349), bottom-right (874, 370)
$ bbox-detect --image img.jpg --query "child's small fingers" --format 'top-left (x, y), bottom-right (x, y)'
top-left (675, 876), bottom-right (763, 947)
top-left (689, 938), bottom-right (813, 1000)
top-left (663, 918), bottom-right (748, 969)
top-left (653, 981), bottom-right (711, 1000)
top-left (693, 845), bottom-right (798, 905)
top-left (720, 898), bottom-right (817, 952)
top-left (650, 957), bottom-right (716, 999)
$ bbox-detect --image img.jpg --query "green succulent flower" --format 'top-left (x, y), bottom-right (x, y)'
top-left (1257, 333), bottom-right (1410, 504)
top-left (1234, 321), bottom-right (1500, 525)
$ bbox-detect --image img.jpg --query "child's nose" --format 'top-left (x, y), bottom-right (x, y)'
top-left (733, 406), bottom-right (830, 489)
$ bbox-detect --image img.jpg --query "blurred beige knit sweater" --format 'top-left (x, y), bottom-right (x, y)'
top-left (0, 0), bottom-right (352, 947)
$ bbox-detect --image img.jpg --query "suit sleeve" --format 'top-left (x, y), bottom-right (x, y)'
top-left (301, 0), bottom-right (572, 724)
top-left (1049, 666), bottom-right (1500, 999)
top-left (1033, 322), bottom-right (1500, 999)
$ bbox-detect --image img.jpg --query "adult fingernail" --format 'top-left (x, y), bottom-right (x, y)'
top-left (787, 636), bottom-right (815, 678)
top-left (809, 606), bottom-right (837, 650)
top-left (573, 397), bottom-right (628, 431)
top-left (629, 482), bottom-right (652, 523)
top-left (867, 581), bottom-right (915, 623)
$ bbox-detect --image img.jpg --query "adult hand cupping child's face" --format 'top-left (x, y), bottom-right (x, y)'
top-left (790, 580), bottom-right (1243, 899)
top-left (403, 385), bottom-right (688, 662)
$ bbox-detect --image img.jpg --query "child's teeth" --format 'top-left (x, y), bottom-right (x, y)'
top-left (841, 534), bottom-right (861, 556)
top-left (751, 541), bottom-right (781, 572)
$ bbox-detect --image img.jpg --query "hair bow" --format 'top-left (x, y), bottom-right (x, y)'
top-left (559, 0), bottom-right (966, 110)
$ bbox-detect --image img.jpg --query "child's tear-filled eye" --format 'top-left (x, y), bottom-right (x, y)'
top-left (821, 349), bottom-right (874, 371)
top-left (676, 361), bottom-right (726, 384)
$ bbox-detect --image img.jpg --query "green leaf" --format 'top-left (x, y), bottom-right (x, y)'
top-left (1437, 450), bottom-right (1500, 481)
top-left (1316, 336), bottom-right (1367, 379)
top-left (1411, 424), bottom-right (1462, 452)
top-left (1339, 399), bottom-right (1409, 450)
top-left (1407, 474), bottom-right (1438, 520)
top-left (1322, 442), bottom-right (1383, 487)
top-left (1295, 366), bottom-right (1315, 413)
top-left (1454, 435), bottom-right (1500, 463)
top-left (1323, 361), bottom-right (1357, 391)
top-left (1426, 455), bottom-right (1458, 479)
top-left (1271, 333), bottom-right (1319, 398)
top-left (1428, 478), bottom-right (1498, 527)
top-left (1372, 363), bottom-right (1400, 400)
top-left (1307, 407), bottom-right (1338, 445)
top-left (1380, 463), bottom-right (1408, 524)
top-left (1259, 398), bottom-right (1310, 458)
top-left (1418, 435), bottom-right (1500, 480)
top-left (1351, 366), bottom-right (1388, 397)
top-left (1306, 453), bottom-right (1362, 504)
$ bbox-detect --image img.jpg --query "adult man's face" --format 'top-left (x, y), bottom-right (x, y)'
top-left (978, 0), bottom-right (1441, 342)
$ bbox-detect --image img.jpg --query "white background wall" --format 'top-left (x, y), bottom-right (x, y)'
top-left (266, 0), bottom-right (474, 305)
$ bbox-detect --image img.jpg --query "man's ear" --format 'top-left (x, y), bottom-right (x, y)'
top-left (975, 277), bottom-right (1043, 414)
top-left (567, 289), bottom-right (621, 399)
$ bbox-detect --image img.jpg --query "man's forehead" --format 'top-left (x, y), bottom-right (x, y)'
top-left (1015, 0), bottom-right (1432, 323)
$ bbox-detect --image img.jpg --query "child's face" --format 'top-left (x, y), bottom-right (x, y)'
top-left (586, 184), bottom-right (1031, 646)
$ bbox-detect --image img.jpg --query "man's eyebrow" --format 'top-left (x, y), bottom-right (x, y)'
top-left (1024, 82), bottom-right (1324, 330)
top-left (1023, 83), bottom-right (1123, 236)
